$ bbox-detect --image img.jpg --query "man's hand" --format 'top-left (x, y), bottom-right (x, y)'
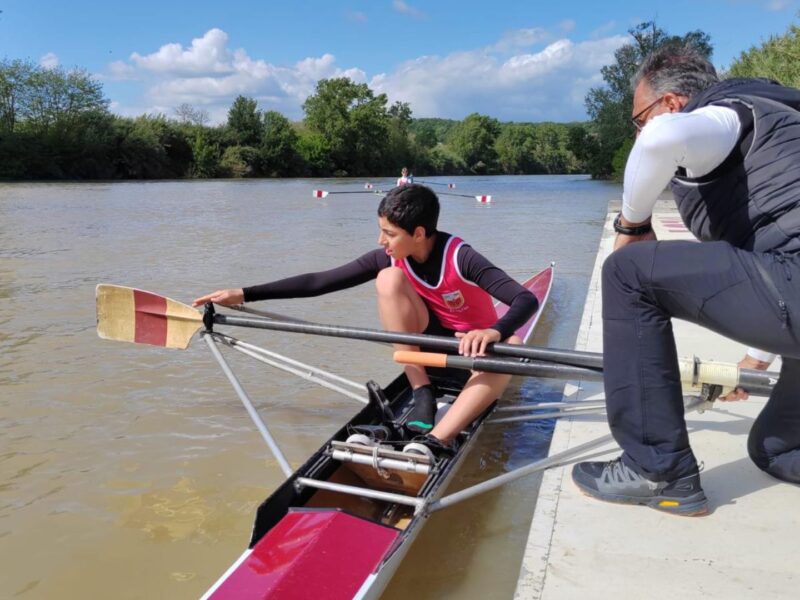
top-left (614, 229), bottom-right (657, 250)
top-left (613, 214), bottom-right (657, 251)
top-left (455, 328), bottom-right (501, 357)
top-left (719, 354), bottom-right (773, 401)
top-left (192, 288), bottom-right (245, 307)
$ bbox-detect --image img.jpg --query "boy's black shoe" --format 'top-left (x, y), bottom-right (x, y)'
top-left (345, 424), bottom-right (394, 447)
top-left (571, 457), bottom-right (709, 516)
top-left (405, 384), bottom-right (436, 435)
top-left (404, 433), bottom-right (457, 460)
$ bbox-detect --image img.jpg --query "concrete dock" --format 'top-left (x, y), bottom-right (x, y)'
top-left (514, 199), bottom-right (798, 600)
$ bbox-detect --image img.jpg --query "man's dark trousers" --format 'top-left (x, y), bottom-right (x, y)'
top-left (602, 239), bottom-right (800, 483)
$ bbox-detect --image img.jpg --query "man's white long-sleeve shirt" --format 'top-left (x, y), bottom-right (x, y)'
top-left (622, 105), bottom-right (742, 223)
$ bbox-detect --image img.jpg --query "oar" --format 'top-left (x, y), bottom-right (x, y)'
top-left (312, 189), bottom-right (387, 198)
top-left (393, 351), bottom-right (779, 397)
top-left (438, 191), bottom-right (492, 203)
top-left (415, 180), bottom-right (457, 189)
top-left (96, 284), bottom-right (603, 368)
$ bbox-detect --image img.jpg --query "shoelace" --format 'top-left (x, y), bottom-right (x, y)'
top-left (603, 458), bottom-right (640, 484)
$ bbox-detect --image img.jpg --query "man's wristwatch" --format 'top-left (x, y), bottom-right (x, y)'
top-left (613, 212), bottom-right (652, 236)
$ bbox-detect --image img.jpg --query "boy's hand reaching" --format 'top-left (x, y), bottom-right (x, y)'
top-left (455, 328), bottom-right (501, 357)
top-left (192, 288), bottom-right (245, 307)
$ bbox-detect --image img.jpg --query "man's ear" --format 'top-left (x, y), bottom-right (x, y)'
top-left (413, 225), bottom-right (427, 241)
top-left (665, 92), bottom-right (689, 113)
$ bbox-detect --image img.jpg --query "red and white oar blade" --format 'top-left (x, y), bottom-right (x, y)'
top-left (475, 195), bottom-right (492, 203)
top-left (448, 183), bottom-right (456, 189)
top-left (96, 284), bottom-right (203, 350)
top-left (364, 183), bottom-right (374, 189)
top-left (312, 189), bottom-right (329, 198)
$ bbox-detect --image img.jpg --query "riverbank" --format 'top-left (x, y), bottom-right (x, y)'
top-left (514, 198), bottom-right (797, 600)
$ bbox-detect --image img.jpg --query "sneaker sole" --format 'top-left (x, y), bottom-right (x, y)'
top-left (573, 480), bottom-right (710, 517)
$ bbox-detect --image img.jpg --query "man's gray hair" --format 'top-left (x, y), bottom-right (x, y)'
top-left (632, 43), bottom-right (719, 98)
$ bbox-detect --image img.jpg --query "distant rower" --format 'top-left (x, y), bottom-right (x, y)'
top-left (396, 167), bottom-right (414, 187)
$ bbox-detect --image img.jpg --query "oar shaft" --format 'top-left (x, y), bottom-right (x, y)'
top-left (324, 190), bottom-right (382, 194)
top-left (213, 313), bottom-right (604, 369)
top-left (439, 191), bottom-right (480, 199)
top-left (397, 351), bottom-right (604, 380)
top-left (395, 351), bottom-right (778, 396)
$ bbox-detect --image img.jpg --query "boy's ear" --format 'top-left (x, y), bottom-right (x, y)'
top-left (412, 225), bottom-right (426, 241)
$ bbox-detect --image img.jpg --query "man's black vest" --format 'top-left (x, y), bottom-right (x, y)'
top-left (670, 78), bottom-right (800, 252)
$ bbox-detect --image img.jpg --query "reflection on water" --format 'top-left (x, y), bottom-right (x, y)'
top-left (0, 176), bottom-right (615, 599)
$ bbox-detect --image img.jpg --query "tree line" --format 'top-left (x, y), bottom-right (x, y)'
top-left (1, 19), bottom-right (797, 181)
top-left (0, 64), bottom-right (583, 180)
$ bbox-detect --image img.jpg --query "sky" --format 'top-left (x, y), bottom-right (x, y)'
top-left (0, 0), bottom-right (797, 124)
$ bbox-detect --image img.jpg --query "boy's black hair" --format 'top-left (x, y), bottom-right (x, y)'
top-left (377, 184), bottom-right (439, 237)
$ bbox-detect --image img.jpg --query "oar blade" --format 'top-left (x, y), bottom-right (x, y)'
top-left (312, 189), bottom-right (329, 198)
top-left (96, 284), bottom-right (203, 349)
top-left (476, 195), bottom-right (492, 203)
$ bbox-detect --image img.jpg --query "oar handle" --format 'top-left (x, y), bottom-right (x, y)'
top-left (394, 350), bottom-right (447, 368)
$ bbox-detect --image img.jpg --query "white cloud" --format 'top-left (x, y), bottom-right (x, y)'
top-left (392, 0), bottom-right (425, 19)
top-left (105, 29), bottom-right (366, 122)
top-left (108, 60), bottom-right (137, 79)
top-left (494, 28), bottom-right (550, 52)
top-left (130, 28), bottom-right (234, 75)
top-left (105, 26), bottom-right (629, 124)
top-left (40, 52), bottom-right (59, 69)
top-left (370, 35), bottom-right (629, 121)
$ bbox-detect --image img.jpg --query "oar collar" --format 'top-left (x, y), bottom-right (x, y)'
top-left (203, 302), bottom-right (216, 332)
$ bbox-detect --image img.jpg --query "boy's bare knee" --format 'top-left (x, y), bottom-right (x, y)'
top-left (375, 267), bottom-right (406, 296)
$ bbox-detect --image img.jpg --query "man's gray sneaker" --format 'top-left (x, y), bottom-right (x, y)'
top-left (572, 457), bottom-right (709, 516)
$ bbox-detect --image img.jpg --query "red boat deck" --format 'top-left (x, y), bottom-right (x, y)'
top-left (206, 509), bottom-right (400, 599)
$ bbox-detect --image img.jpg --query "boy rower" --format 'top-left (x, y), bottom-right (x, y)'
top-left (193, 184), bottom-right (537, 450)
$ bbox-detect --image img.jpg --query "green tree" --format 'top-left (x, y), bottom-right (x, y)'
top-left (260, 110), bottom-right (300, 176)
top-left (227, 95), bottom-right (262, 146)
top-left (728, 23), bottom-right (800, 87)
top-left (18, 65), bottom-right (108, 134)
top-left (448, 113), bottom-right (500, 173)
top-left (414, 121), bottom-right (438, 149)
top-left (0, 58), bottom-right (34, 131)
top-left (583, 21), bottom-right (712, 179)
top-left (296, 128), bottom-right (332, 175)
top-left (302, 78), bottom-right (390, 175)
top-left (386, 101), bottom-right (414, 172)
top-left (220, 145), bottom-right (260, 177)
top-left (189, 131), bottom-right (220, 178)
top-left (495, 124), bottom-right (540, 174)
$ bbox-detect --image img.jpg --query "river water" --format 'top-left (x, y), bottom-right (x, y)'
top-left (0, 175), bottom-right (618, 599)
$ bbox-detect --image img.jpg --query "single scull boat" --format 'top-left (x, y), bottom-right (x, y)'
top-left (200, 264), bottom-right (553, 599)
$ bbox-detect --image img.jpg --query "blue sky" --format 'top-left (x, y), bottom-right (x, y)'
top-left (1, 0), bottom-right (797, 123)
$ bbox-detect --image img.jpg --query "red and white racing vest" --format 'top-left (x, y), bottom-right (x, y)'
top-left (392, 235), bottom-right (497, 332)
